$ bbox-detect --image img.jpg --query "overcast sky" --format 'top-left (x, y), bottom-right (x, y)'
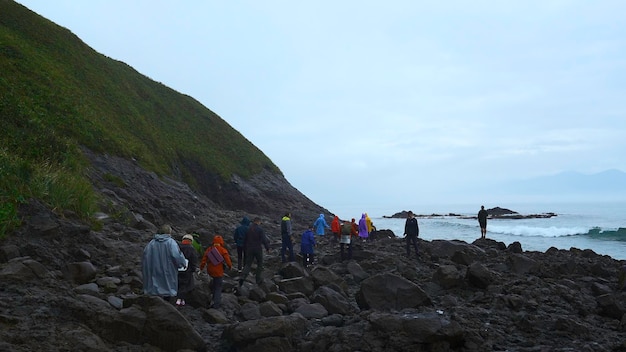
top-left (16, 1), bottom-right (626, 217)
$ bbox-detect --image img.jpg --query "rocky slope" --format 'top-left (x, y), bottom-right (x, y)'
top-left (1, 150), bottom-right (626, 352)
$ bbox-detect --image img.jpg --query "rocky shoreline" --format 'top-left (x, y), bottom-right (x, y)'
top-left (2, 207), bottom-right (625, 352)
top-left (1, 152), bottom-right (625, 351)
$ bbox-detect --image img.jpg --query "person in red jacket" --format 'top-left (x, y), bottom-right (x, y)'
top-left (199, 235), bottom-right (232, 309)
top-left (330, 215), bottom-right (341, 243)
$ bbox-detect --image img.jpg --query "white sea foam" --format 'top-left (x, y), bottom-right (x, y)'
top-left (488, 224), bottom-right (591, 238)
top-left (371, 201), bottom-right (626, 260)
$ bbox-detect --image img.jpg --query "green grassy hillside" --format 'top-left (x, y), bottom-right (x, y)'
top-left (0, 0), bottom-right (280, 236)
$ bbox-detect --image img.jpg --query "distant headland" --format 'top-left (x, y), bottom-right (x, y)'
top-left (383, 207), bottom-right (557, 220)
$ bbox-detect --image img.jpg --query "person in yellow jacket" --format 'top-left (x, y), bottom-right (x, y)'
top-left (199, 235), bottom-right (232, 309)
top-left (365, 213), bottom-right (373, 234)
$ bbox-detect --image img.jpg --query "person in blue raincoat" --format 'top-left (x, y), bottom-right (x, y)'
top-left (142, 224), bottom-right (188, 298)
top-left (313, 214), bottom-right (330, 236)
top-left (300, 226), bottom-right (316, 267)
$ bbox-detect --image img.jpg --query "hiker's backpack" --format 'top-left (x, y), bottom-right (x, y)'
top-left (206, 246), bottom-right (224, 266)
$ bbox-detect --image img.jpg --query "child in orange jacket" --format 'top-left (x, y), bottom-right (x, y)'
top-left (199, 235), bottom-right (232, 308)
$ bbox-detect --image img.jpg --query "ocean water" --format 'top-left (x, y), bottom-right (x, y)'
top-left (370, 201), bottom-right (626, 260)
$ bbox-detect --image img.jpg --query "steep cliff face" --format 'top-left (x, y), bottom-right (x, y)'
top-left (84, 148), bottom-right (328, 234)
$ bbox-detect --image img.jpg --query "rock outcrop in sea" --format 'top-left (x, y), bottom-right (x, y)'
top-left (385, 207), bottom-right (557, 220)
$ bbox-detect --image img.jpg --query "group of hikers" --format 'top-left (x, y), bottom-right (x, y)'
top-left (277, 212), bottom-right (378, 267)
top-left (141, 224), bottom-right (234, 308)
top-left (141, 206), bottom-right (489, 309)
top-left (140, 211), bottom-right (378, 309)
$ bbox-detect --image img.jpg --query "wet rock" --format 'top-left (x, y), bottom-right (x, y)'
top-left (259, 300), bottom-right (283, 317)
top-left (222, 313), bottom-right (308, 350)
top-left (278, 276), bottom-right (314, 296)
top-left (64, 261), bottom-right (97, 284)
top-left (294, 303), bottom-right (328, 319)
top-left (508, 253), bottom-right (539, 274)
top-left (311, 286), bottom-right (354, 315)
top-left (596, 293), bottom-right (626, 319)
top-left (75, 282), bottom-right (99, 295)
top-left (240, 302), bottom-right (262, 321)
top-left (369, 311), bottom-right (464, 346)
top-left (0, 245), bottom-right (20, 263)
top-left (433, 265), bottom-right (464, 289)
top-left (466, 262), bottom-right (494, 289)
top-left (356, 273), bottom-right (432, 310)
top-left (115, 295), bottom-right (206, 351)
top-left (0, 257), bottom-right (50, 281)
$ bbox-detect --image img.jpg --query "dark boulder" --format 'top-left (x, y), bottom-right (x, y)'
top-left (356, 273), bottom-right (432, 310)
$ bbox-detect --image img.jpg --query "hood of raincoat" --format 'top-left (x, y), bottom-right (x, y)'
top-left (213, 235), bottom-right (225, 246)
top-left (240, 217), bottom-right (251, 226)
top-left (154, 234), bottom-right (172, 242)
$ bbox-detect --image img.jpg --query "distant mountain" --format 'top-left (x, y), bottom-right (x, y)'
top-left (505, 169), bottom-right (626, 199)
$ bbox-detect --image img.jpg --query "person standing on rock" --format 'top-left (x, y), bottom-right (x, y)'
top-left (358, 213), bottom-right (369, 241)
top-left (199, 235), bottom-right (232, 309)
top-left (478, 205), bottom-right (488, 239)
top-left (233, 216), bottom-right (250, 272)
top-left (239, 218), bottom-right (270, 286)
top-left (176, 234), bottom-right (199, 306)
top-left (313, 214), bottom-right (330, 236)
top-left (301, 226), bottom-right (316, 267)
top-left (478, 205), bottom-right (489, 239)
top-left (403, 211), bottom-right (419, 258)
top-left (280, 212), bottom-right (295, 263)
top-left (142, 224), bottom-right (188, 300)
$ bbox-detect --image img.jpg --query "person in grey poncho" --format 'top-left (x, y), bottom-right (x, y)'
top-left (142, 224), bottom-right (188, 298)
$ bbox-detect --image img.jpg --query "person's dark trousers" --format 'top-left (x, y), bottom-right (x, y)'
top-left (210, 276), bottom-right (224, 308)
top-left (340, 243), bottom-right (352, 261)
top-left (302, 253), bottom-right (314, 267)
top-left (406, 235), bottom-right (419, 257)
top-left (236, 245), bottom-right (246, 271)
top-left (281, 235), bottom-right (295, 262)
top-left (240, 249), bottom-right (264, 284)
